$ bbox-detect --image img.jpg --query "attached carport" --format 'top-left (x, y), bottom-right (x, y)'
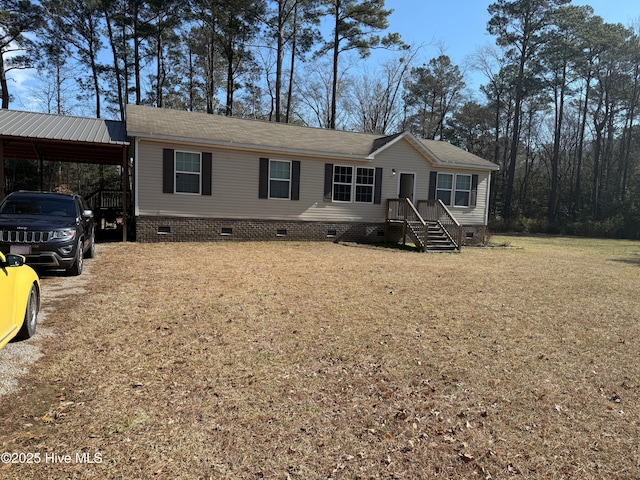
top-left (0, 110), bottom-right (130, 241)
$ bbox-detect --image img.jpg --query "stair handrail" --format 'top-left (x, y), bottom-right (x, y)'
top-left (417, 199), bottom-right (462, 250)
top-left (387, 198), bottom-right (427, 250)
top-left (85, 189), bottom-right (132, 211)
top-left (406, 198), bottom-right (428, 251)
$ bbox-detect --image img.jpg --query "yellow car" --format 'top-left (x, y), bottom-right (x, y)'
top-left (0, 252), bottom-right (40, 349)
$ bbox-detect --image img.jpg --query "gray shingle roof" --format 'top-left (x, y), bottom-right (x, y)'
top-left (419, 139), bottom-right (499, 170)
top-left (0, 109), bottom-right (127, 145)
top-left (127, 104), bottom-right (379, 159)
top-left (126, 105), bottom-right (498, 170)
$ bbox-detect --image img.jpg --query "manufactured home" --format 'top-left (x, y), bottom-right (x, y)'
top-left (127, 105), bottom-right (498, 251)
top-left (0, 106), bottom-right (499, 251)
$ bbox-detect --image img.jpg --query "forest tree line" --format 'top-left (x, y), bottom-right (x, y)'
top-left (2, 0), bottom-right (640, 238)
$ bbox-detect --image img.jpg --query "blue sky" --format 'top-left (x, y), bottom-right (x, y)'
top-left (382, 0), bottom-right (640, 92)
top-left (9, 1), bottom-right (640, 114)
top-left (385, 0), bottom-right (640, 65)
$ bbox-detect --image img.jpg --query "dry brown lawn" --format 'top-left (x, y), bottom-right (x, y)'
top-left (1, 236), bottom-right (639, 479)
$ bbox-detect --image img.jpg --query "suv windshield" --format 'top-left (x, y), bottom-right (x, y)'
top-left (0, 197), bottom-right (76, 217)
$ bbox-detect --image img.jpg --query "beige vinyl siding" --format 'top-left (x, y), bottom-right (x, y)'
top-left (376, 140), bottom-right (432, 200)
top-left (375, 141), bottom-right (490, 226)
top-left (136, 138), bottom-right (490, 225)
top-left (430, 168), bottom-right (491, 225)
top-left (137, 140), bottom-right (386, 222)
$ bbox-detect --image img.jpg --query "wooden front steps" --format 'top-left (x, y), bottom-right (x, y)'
top-left (386, 198), bottom-right (462, 252)
top-left (388, 220), bottom-right (458, 252)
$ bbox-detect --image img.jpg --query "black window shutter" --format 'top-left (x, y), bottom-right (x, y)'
top-left (259, 157), bottom-right (269, 198)
top-left (428, 171), bottom-right (437, 200)
top-left (202, 152), bottom-right (212, 196)
top-left (374, 167), bottom-right (383, 204)
top-left (471, 174), bottom-right (479, 206)
top-left (291, 161), bottom-right (301, 200)
top-left (163, 149), bottom-right (174, 193)
top-left (324, 163), bottom-right (333, 202)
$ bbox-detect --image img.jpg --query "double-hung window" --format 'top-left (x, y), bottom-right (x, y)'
top-left (259, 158), bottom-right (299, 200)
top-left (454, 174), bottom-right (472, 206)
top-left (332, 165), bottom-right (376, 203)
top-left (355, 167), bottom-right (375, 203)
top-left (436, 173), bottom-right (473, 207)
top-left (175, 151), bottom-right (201, 194)
top-left (333, 166), bottom-right (353, 202)
top-left (269, 160), bottom-right (291, 199)
top-left (163, 149), bottom-right (211, 196)
top-left (436, 173), bottom-right (453, 206)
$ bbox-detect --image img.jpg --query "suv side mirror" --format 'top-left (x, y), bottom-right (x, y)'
top-left (82, 209), bottom-right (94, 218)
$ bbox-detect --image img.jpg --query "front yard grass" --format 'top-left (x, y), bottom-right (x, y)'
top-left (1, 235), bottom-right (639, 479)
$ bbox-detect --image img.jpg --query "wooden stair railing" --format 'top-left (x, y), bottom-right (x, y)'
top-left (386, 198), bottom-right (428, 251)
top-left (86, 189), bottom-right (131, 211)
top-left (417, 199), bottom-right (462, 251)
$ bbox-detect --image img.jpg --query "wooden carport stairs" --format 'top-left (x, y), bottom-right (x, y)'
top-left (386, 198), bottom-right (462, 252)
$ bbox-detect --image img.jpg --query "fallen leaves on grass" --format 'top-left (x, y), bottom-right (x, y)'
top-left (0, 237), bottom-right (639, 479)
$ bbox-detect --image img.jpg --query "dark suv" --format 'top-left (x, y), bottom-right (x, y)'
top-left (0, 191), bottom-right (95, 275)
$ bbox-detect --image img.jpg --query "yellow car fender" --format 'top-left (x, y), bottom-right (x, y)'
top-left (0, 252), bottom-right (40, 349)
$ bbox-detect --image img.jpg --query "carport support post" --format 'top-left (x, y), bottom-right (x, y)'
top-left (0, 140), bottom-right (4, 199)
top-left (122, 147), bottom-right (128, 242)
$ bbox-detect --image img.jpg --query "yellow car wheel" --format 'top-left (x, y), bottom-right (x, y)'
top-left (16, 284), bottom-right (38, 340)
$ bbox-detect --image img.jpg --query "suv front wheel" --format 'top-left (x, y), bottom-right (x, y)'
top-left (67, 242), bottom-right (84, 276)
top-left (85, 227), bottom-right (96, 259)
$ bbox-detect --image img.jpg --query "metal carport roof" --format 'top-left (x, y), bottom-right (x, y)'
top-left (0, 109), bottom-right (130, 240)
top-left (0, 109), bottom-right (128, 166)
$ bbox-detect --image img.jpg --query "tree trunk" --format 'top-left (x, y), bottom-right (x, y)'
top-left (0, 53), bottom-right (9, 109)
top-left (573, 74), bottom-right (591, 217)
top-left (503, 57), bottom-right (525, 222)
top-left (90, 49), bottom-right (101, 118)
top-left (329, 0), bottom-right (340, 129)
top-left (156, 34), bottom-right (163, 108)
top-left (285, 4), bottom-right (298, 124)
top-left (274, 0), bottom-right (284, 122)
top-left (225, 38), bottom-right (234, 116)
top-left (548, 64), bottom-right (567, 224)
top-left (591, 119), bottom-right (605, 219)
top-left (133, 7), bottom-right (142, 105)
top-left (103, 8), bottom-right (125, 120)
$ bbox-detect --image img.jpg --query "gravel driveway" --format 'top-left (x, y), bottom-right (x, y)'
top-left (0, 258), bottom-right (93, 397)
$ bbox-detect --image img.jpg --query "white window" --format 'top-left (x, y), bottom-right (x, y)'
top-left (355, 167), bottom-right (375, 203)
top-left (269, 160), bottom-right (291, 199)
top-left (333, 165), bottom-right (375, 203)
top-left (436, 173), bottom-right (453, 206)
top-left (436, 173), bottom-right (472, 207)
top-left (333, 166), bottom-right (353, 202)
top-left (455, 174), bottom-right (472, 206)
top-left (175, 151), bottom-right (201, 194)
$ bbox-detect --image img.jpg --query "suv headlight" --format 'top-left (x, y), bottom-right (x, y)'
top-left (51, 228), bottom-right (77, 241)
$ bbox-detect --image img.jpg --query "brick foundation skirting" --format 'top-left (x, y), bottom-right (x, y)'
top-left (461, 225), bottom-right (487, 245)
top-left (135, 216), bottom-right (488, 245)
top-left (135, 216), bottom-right (388, 243)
